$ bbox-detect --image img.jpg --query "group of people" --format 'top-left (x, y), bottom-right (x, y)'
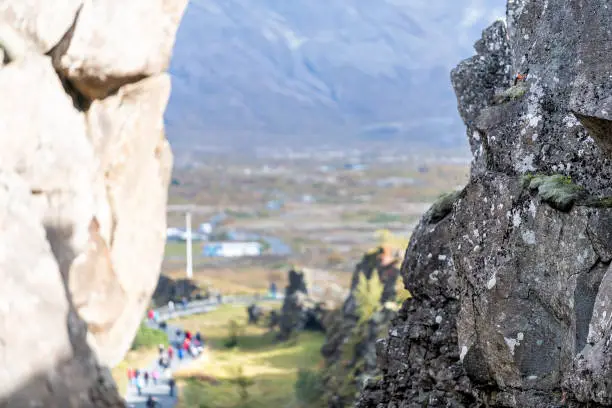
top-left (167, 329), bottom-right (205, 360)
top-left (129, 302), bottom-right (207, 406)
top-left (167, 296), bottom-right (190, 313)
top-left (127, 367), bottom-right (174, 395)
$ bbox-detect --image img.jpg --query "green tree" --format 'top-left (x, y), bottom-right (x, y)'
top-left (355, 271), bottom-right (384, 325)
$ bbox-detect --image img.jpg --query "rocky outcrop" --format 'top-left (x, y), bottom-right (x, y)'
top-left (278, 269), bottom-right (333, 340)
top-left (152, 275), bottom-right (199, 307)
top-left (0, 1), bottom-right (186, 406)
top-left (247, 303), bottom-right (264, 325)
top-left (321, 248), bottom-right (401, 407)
top-left (358, 2), bottom-right (612, 407)
top-left (357, 197), bottom-right (478, 408)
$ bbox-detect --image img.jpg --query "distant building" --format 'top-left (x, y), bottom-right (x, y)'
top-left (198, 223), bottom-right (212, 234)
top-left (166, 227), bottom-right (209, 242)
top-left (166, 227), bottom-right (185, 241)
top-left (202, 241), bottom-right (263, 257)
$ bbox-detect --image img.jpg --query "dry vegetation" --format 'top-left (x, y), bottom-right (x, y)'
top-left (167, 149), bottom-right (469, 272)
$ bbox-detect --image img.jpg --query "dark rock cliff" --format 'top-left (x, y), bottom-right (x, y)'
top-left (321, 248), bottom-right (401, 407)
top-left (278, 269), bottom-right (332, 339)
top-left (357, 1), bottom-right (612, 407)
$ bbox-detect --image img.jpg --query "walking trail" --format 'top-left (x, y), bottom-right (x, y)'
top-left (123, 295), bottom-right (282, 407)
top-left (124, 319), bottom-right (199, 408)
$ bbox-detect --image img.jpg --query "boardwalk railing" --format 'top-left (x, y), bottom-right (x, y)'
top-left (154, 294), bottom-right (285, 322)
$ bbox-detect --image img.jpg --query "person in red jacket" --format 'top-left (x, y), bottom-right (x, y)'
top-left (185, 330), bottom-right (192, 340)
top-left (167, 345), bottom-right (174, 360)
top-left (147, 309), bottom-right (154, 321)
top-left (127, 368), bottom-right (134, 386)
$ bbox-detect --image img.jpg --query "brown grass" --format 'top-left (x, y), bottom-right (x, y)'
top-left (165, 266), bottom-right (287, 295)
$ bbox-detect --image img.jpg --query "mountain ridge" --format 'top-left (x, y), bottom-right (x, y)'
top-left (165, 0), bottom-right (506, 150)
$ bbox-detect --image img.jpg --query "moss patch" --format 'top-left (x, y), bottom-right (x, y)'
top-left (493, 82), bottom-right (529, 105)
top-left (579, 196), bottom-right (612, 208)
top-left (525, 174), bottom-right (585, 212)
top-left (429, 190), bottom-right (461, 223)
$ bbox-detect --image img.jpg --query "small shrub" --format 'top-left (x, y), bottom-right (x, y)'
top-left (224, 319), bottom-right (244, 349)
top-left (130, 323), bottom-right (168, 351)
top-left (395, 278), bottom-right (412, 304)
top-left (257, 238), bottom-right (271, 252)
top-left (295, 369), bottom-right (325, 406)
top-left (228, 365), bottom-right (255, 401)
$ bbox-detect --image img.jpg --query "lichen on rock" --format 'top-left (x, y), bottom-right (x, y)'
top-left (492, 82), bottom-right (530, 105)
top-left (356, 1), bottom-right (612, 407)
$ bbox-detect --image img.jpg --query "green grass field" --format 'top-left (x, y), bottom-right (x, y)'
top-left (171, 304), bottom-right (325, 408)
top-left (165, 241), bottom-right (201, 258)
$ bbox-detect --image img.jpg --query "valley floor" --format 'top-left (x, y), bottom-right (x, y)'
top-left (171, 304), bottom-right (325, 408)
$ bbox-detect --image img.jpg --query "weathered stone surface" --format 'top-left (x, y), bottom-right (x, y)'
top-left (0, 0), bottom-right (184, 404)
top-left (0, 53), bottom-right (124, 407)
top-left (0, 172), bottom-right (123, 408)
top-left (357, 202), bottom-right (480, 408)
top-left (54, 0), bottom-right (188, 99)
top-left (85, 74), bottom-right (172, 366)
top-left (358, 1), bottom-right (612, 407)
top-left (69, 218), bottom-right (126, 342)
top-left (0, 0), bottom-right (83, 53)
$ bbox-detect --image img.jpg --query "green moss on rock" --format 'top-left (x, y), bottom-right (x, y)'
top-left (430, 190), bottom-right (462, 223)
top-left (492, 82), bottom-right (530, 105)
top-left (526, 174), bottom-right (585, 212)
top-left (579, 196), bottom-right (612, 208)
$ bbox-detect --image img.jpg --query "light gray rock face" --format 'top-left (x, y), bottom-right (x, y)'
top-left (358, 1), bottom-right (612, 407)
top-left (54, 0), bottom-right (188, 99)
top-left (0, 1), bottom-right (186, 406)
top-left (0, 0), bottom-right (83, 53)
